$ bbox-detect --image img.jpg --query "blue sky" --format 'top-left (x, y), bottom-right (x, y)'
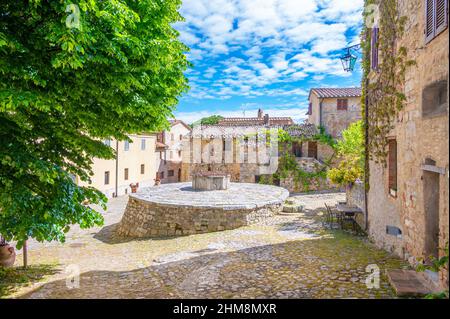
top-left (173, 0), bottom-right (363, 124)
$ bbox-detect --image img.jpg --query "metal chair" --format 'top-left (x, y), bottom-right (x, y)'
top-left (324, 203), bottom-right (340, 229)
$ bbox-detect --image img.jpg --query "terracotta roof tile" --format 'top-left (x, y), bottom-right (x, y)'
top-left (310, 87), bottom-right (361, 99)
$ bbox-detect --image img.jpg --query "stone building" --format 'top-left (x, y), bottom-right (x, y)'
top-left (307, 87), bottom-right (362, 138)
top-left (180, 110), bottom-right (295, 183)
top-left (155, 120), bottom-right (191, 184)
top-left (366, 0), bottom-right (448, 289)
top-left (75, 133), bottom-right (158, 198)
top-left (218, 108), bottom-right (294, 126)
top-left (306, 87), bottom-right (362, 163)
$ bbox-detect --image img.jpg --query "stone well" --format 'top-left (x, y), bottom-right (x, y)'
top-left (116, 182), bottom-right (289, 238)
top-left (192, 172), bottom-right (230, 191)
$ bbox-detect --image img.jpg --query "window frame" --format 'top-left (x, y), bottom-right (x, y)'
top-left (141, 138), bottom-right (146, 150)
top-left (426, 0), bottom-right (448, 44)
top-left (337, 98), bottom-right (348, 111)
top-left (140, 164), bottom-right (145, 175)
top-left (104, 171), bottom-right (110, 185)
top-left (124, 168), bottom-right (129, 181)
top-left (388, 139), bottom-right (398, 197)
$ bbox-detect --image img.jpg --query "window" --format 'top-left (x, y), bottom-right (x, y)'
top-left (157, 132), bottom-right (164, 143)
top-left (160, 171), bottom-right (164, 179)
top-left (168, 170), bottom-right (174, 177)
top-left (140, 164), bottom-right (145, 174)
top-left (124, 140), bottom-right (130, 151)
top-left (388, 139), bottom-right (397, 195)
top-left (178, 150), bottom-right (182, 157)
top-left (104, 139), bottom-right (111, 147)
top-left (371, 27), bottom-right (379, 70)
top-left (180, 134), bottom-right (183, 141)
top-left (337, 99), bottom-right (348, 110)
top-left (141, 139), bottom-right (146, 150)
top-left (104, 171), bottom-right (110, 185)
top-left (422, 80), bottom-right (448, 117)
top-left (171, 133), bottom-right (174, 141)
top-left (124, 168), bottom-right (129, 181)
top-left (170, 151), bottom-right (173, 159)
top-left (426, 0), bottom-right (448, 43)
top-left (307, 102), bottom-right (312, 115)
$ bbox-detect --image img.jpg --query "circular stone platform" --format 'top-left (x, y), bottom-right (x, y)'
top-left (116, 182), bottom-right (289, 238)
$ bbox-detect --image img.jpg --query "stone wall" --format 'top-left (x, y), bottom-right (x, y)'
top-left (346, 181), bottom-right (366, 230)
top-left (367, 0), bottom-right (449, 288)
top-left (321, 96), bottom-right (362, 138)
top-left (117, 197), bottom-right (282, 238)
top-left (280, 175), bottom-right (332, 193)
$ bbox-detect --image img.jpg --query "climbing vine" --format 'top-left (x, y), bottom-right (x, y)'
top-left (362, 0), bottom-right (416, 163)
top-left (258, 127), bottom-right (335, 192)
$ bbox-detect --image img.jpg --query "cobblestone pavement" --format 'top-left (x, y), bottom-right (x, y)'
top-left (6, 192), bottom-right (407, 299)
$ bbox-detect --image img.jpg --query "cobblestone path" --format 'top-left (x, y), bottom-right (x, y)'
top-left (5, 192), bottom-right (407, 299)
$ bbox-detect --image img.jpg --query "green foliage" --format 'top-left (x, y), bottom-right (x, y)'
top-left (362, 0), bottom-right (416, 163)
top-left (327, 121), bottom-right (364, 186)
top-left (277, 152), bottom-right (328, 192)
top-left (0, 1), bottom-right (189, 247)
top-left (192, 115), bottom-right (224, 127)
top-left (416, 243), bottom-right (449, 299)
top-left (0, 264), bottom-right (57, 298)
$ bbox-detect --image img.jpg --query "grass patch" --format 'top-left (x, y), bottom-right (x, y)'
top-left (0, 264), bottom-right (58, 298)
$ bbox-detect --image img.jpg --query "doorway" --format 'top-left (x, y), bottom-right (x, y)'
top-left (308, 141), bottom-right (318, 159)
top-left (423, 170), bottom-right (440, 260)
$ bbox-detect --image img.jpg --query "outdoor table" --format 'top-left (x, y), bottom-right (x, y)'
top-left (335, 204), bottom-right (363, 232)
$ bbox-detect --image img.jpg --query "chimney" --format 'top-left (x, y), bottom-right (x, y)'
top-left (264, 113), bottom-right (269, 124)
top-left (257, 108), bottom-right (264, 118)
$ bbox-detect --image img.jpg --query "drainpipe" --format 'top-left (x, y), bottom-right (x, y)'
top-left (364, 77), bottom-right (369, 231)
top-left (115, 140), bottom-right (119, 197)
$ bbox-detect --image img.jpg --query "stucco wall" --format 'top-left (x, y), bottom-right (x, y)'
top-left (157, 122), bottom-right (191, 183)
top-left (77, 134), bottom-right (157, 198)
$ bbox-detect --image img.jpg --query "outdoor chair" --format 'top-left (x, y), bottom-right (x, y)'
top-left (324, 203), bottom-right (340, 229)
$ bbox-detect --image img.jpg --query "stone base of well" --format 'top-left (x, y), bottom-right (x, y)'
top-left (192, 173), bottom-right (230, 191)
top-left (116, 182), bottom-right (289, 238)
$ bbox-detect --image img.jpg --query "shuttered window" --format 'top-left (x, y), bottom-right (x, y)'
top-left (388, 139), bottom-right (397, 193)
top-left (337, 98), bottom-right (348, 110)
top-left (371, 27), bottom-right (379, 71)
top-left (426, 0), bottom-right (448, 43)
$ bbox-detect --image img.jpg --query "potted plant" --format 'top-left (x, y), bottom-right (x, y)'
top-left (0, 236), bottom-right (16, 268)
top-left (130, 182), bottom-right (139, 193)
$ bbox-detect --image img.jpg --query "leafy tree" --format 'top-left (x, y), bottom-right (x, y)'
top-left (327, 120), bottom-right (364, 186)
top-left (191, 115), bottom-right (224, 127)
top-left (0, 0), bottom-right (189, 248)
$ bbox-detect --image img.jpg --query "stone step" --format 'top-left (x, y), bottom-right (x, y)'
top-left (282, 205), bottom-right (304, 213)
top-left (386, 269), bottom-right (441, 297)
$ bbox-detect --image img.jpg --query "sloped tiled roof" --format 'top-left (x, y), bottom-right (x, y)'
top-left (156, 141), bottom-right (168, 149)
top-left (217, 117), bottom-right (293, 126)
top-left (169, 119), bottom-right (192, 131)
top-left (283, 123), bottom-right (318, 139)
top-left (309, 87), bottom-right (362, 99)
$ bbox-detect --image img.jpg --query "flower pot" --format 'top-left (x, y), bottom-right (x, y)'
top-left (0, 244), bottom-right (16, 268)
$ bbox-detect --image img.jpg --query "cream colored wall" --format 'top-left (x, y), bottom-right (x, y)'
top-left (308, 93), bottom-right (321, 126)
top-left (77, 134), bottom-right (157, 198)
top-left (157, 122), bottom-right (191, 183)
top-left (164, 123), bottom-right (191, 162)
